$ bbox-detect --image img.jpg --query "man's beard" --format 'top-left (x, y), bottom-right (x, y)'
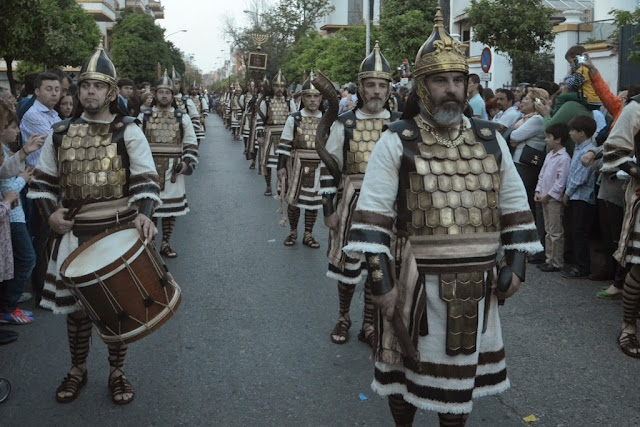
top-left (157, 98), bottom-right (172, 108)
top-left (432, 103), bottom-right (463, 126)
top-left (364, 99), bottom-right (385, 112)
top-left (82, 98), bottom-right (109, 114)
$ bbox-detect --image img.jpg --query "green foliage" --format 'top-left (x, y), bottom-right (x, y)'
top-left (224, 0), bottom-right (333, 83)
top-left (466, 0), bottom-right (555, 57)
top-left (378, 0), bottom-right (440, 72)
top-left (282, 27), bottom-right (382, 85)
top-left (512, 52), bottom-right (555, 85)
top-left (611, 8), bottom-right (640, 63)
top-left (15, 61), bottom-right (46, 83)
top-left (0, 0), bottom-right (100, 93)
top-left (110, 8), bottom-right (185, 84)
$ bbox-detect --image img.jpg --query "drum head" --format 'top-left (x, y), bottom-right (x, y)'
top-left (64, 228), bottom-right (140, 278)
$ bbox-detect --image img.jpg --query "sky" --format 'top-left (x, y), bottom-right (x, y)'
top-left (156, 0), bottom-right (274, 73)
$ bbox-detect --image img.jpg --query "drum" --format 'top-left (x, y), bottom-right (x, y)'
top-left (60, 225), bottom-right (182, 344)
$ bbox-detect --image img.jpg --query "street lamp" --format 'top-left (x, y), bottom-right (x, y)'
top-left (166, 29), bottom-right (187, 38)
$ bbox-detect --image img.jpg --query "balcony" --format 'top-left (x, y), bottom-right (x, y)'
top-left (75, 0), bottom-right (119, 22)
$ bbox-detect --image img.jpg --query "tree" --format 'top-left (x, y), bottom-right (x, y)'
top-left (611, 8), bottom-right (640, 63)
top-left (466, 0), bottom-right (555, 83)
top-left (378, 0), bottom-right (440, 74)
top-left (224, 0), bottom-right (334, 83)
top-left (0, 0), bottom-right (100, 94)
top-left (110, 8), bottom-right (185, 84)
top-left (282, 27), bottom-right (382, 85)
top-left (512, 52), bottom-right (554, 85)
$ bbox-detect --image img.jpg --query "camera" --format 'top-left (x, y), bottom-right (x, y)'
top-left (534, 98), bottom-right (542, 105)
top-left (575, 54), bottom-right (587, 64)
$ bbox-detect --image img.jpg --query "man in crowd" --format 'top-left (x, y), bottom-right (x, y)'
top-left (338, 83), bottom-right (358, 115)
top-left (467, 73), bottom-right (487, 120)
top-left (493, 88), bottom-right (522, 131)
top-left (139, 71), bottom-right (198, 258)
top-left (171, 67), bottom-right (205, 145)
top-left (276, 71), bottom-right (324, 248)
top-left (342, 8), bottom-right (541, 425)
top-left (117, 78), bottom-right (135, 116)
top-left (19, 72), bottom-right (61, 306)
top-left (28, 42), bottom-right (161, 405)
top-left (317, 42), bottom-right (400, 347)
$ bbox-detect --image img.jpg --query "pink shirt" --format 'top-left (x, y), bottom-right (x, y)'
top-left (535, 147), bottom-right (571, 201)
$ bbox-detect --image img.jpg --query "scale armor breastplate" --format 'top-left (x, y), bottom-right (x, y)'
top-left (404, 129), bottom-right (501, 236)
top-left (345, 117), bottom-right (387, 175)
top-left (293, 116), bottom-right (320, 150)
top-left (269, 98), bottom-right (289, 125)
top-left (56, 120), bottom-right (128, 204)
top-left (144, 110), bottom-right (181, 146)
top-left (192, 97), bottom-right (202, 114)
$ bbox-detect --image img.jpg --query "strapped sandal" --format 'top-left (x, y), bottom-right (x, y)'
top-left (249, 162), bottom-right (256, 170)
top-left (108, 371), bottom-right (135, 405)
top-left (618, 331), bottom-right (640, 359)
top-left (284, 231), bottom-right (297, 247)
top-left (160, 243), bottom-right (177, 258)
top-left (56, 368), bottom-right (87, 403)
top-left (358, 325), bottom-right (376, 349)
top-left (264, 187), bottom-right (272, 197)
top-left (302, 232), bottom-right (320, 249)
top-left (330, 318), bottom-right (352, 344)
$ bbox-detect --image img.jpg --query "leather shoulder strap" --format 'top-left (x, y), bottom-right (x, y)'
top-left (384, 118), bottom-right (420, 141)
top-left (469, 118), bottom-right (502, 169)
top-left (337, 110), bottom-right (357, 128)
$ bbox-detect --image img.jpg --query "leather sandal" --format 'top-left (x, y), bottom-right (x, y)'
top-left (330, 318), bottom-right (352, 344)
top-left (302, 232), bottom-right (320, 249)
top-left (358, 325), bottom-right (376, 349)
top-left (109, 371), bottom-right (135, 405)
top-left (618, 331), bottom-right (640, 358)
top-left (264, 187), bottom-right (272, 196)
top-left (160, 243), bottom-right (177, 258)
top-left (284, 231), bottom-right (297, 246)
top-left (55, 368), bottom-right (88, 403)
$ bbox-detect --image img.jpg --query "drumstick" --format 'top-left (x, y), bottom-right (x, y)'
top-left (64, 197), bottom-right (88, 221)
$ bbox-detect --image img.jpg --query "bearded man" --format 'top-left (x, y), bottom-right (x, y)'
top-left (342, 9), bottom-right (541, 426)
top-left (317, 42), bottom-right (401, 347)
top-left (27, 42), bottom-right (160, 405)
top-left (139, 71), bottom-right (198, 258)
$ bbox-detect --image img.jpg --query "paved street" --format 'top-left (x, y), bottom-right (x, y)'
top-left (3, 114), bottom-right (640, 426)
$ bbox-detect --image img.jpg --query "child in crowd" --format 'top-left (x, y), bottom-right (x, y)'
top-left (565, 46), bottom-right (602, 110)
top-left (534, 123), bottom-right (571, 272)
top-left (0, 101), bottom-right (35, 324)
top-left (562, 115), bottom-right (598, 279)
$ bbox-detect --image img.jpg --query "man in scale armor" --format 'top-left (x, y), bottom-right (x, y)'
top-left (257, 69), bottom-right (290, 196)
top-left (27, 42), bottom-right (161, 406)
top-left (317, 42), bottom-right (401, 348)
top-left (276, 71), bottom-right (324, 248)
top-left (139, 71), bottom-right (198, 258)
top-left (342, 8), bottom-right (542, 426)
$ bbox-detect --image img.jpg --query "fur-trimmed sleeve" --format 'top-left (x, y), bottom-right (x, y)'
top-left (495, 133), bottom-right (543, 254)
top-left (276, 115), bottom-right (295, 157)
top-left (343, 130), bottom-right (402, 259)
top-left (181, 113), bottom-right (199, 165)
top-left (124, 123), bottom-right (161, 208)
top-left (27, 133), bottom-right (59, 203)
top-left (602, 101), bottom-right (640, 172)
top-left (318, 120), bottom-right (345, 195)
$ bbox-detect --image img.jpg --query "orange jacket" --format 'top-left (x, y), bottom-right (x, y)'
top-left (591, 71), bottom-right (624, 127)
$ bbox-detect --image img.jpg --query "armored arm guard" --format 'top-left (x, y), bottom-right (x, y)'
top-left (322, 193), bottom-right (335, 217)
top-left (497, 250), bottom-right (526, 292)
top-left (365, 252), bottom-right (394, 295)
top-left (617, 161), bottom-right (640, 179)
top-left (138, 198), bottom-right (155, 219)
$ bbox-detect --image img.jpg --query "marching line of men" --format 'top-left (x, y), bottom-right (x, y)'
top-left (216, 7), bottom-right (540, 426)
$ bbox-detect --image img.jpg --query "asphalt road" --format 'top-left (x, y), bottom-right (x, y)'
top-left (3, 114), bottom-right (640, 426)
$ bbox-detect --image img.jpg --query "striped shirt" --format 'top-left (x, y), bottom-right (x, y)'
top-left (19, 99), bottom-right (60, 168)
top-left (565, 138), bottom-right (596, 204)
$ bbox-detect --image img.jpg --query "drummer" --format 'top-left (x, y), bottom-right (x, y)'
top-left (27, 43), bottom-right (161, 405)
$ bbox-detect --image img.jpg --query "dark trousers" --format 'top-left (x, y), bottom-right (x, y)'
top-left (568, 200), bottom-right (596, 275)
top-left (598, 199), bottom-right (626, 287)
top-left (0, 223), bottom-right (36, 313)
top-left (24, 198), bottom-right (50, 298)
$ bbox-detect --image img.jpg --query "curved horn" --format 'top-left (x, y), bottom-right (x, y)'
top-left (312, 71), bottom-right (341, 183)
